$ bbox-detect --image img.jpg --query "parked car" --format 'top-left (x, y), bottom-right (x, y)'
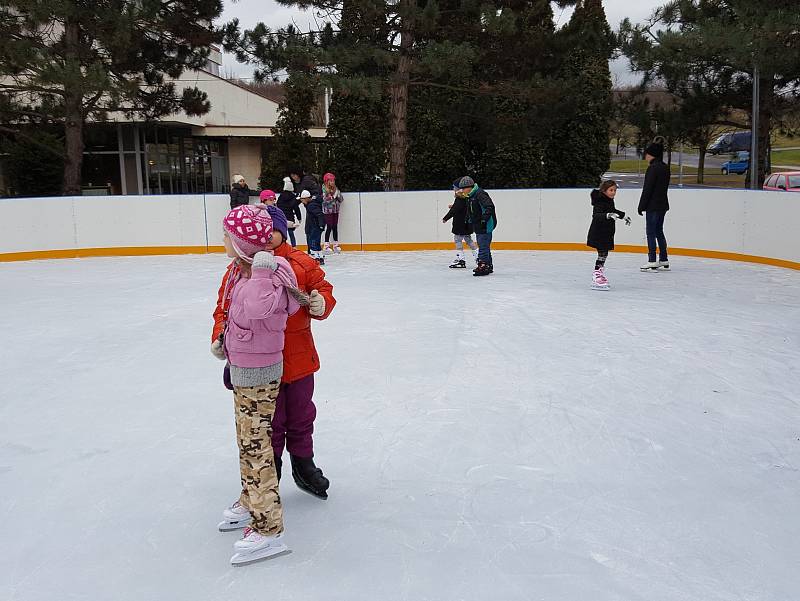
top-left (709, 131), bottom-right (752, 155)
top-left (762, 172), bottom-right (800, 192)
top-left (721, 151), bottom-right (750, 175)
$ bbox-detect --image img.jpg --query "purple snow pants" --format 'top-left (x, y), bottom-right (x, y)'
top-left (271, 374), bottom-right (317, 459)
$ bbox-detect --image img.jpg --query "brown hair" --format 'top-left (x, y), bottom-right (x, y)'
top-left (599, 180), bottom-right (617, 194)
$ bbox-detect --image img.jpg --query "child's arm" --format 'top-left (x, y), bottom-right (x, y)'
top-left (211, 262), bottom-right (235, 343)
top-left (304, 260), bottom-right (336, 320)
top-left (239, 254), bottom-right (295, 320)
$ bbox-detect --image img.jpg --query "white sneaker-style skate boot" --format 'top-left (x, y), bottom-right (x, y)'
top-left (230, 528), bottom-right (289, 565)
top-left (333, 242), bottom-right (341, 254)
top-left (591, 269), bottom-right (609, 290)
top-left (323, 241), bottom-right (331, 253)
top-left (640, 261), bottom-right (659, 272)
top-left (218, 500), bottom-right (251, 531)
top-left (658, 260), bottom-right (670, 270)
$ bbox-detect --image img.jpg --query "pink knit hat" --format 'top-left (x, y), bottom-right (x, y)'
top-left (323, 172), bottom-right (336, 183)
top-left (223, 204), bottom-right (273, 262)
top-left (259, 189), bottom-right (276, 202)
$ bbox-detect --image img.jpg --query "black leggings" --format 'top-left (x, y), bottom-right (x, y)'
top-left (324, 224), bottom-right (338, 243)
top-left (595, 250), bottom-right (608, 269)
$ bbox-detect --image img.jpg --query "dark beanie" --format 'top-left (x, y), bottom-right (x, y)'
top-left (455, 175), bottom-right (475, 189)
top-left (265, 204), bottom-right (288, 241)
top-left (644, 139), bottom-right (664, 160)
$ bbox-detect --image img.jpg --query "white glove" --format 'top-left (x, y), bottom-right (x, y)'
top-left (287, 221), bottom-right (296, 229)
top-left (309, 289), bottom-right (326, 317)
top-left (252, 251), bottom-right (277, 271)
top-left (606, 212), bottom-right (621, 220)
top-left (211, 337), bottom-right (226, 360)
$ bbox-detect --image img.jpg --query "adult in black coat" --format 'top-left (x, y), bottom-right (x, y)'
top-left (289, 167), bottom-right (321, 199)
top-left (637, 139), bottom-right (671, 269)
top-left (229, 174), bottom-right (259, 209)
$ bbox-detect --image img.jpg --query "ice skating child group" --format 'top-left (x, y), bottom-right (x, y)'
top-left (443, 137), bottom-right (670, 288)
top-left (211, 201), bottom-right (336, 565)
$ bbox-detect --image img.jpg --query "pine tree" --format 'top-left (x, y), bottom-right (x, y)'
top-left (619, 0), bottom-right (800, 186)
top-left (0, 0), bottom-right (222, 194)
top-left (324, 0), bottom-right (389, 192)
top-left (543, 0), bottom-right (613, 188)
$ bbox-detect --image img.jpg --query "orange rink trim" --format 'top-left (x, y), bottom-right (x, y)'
top-left (1, 243), bottom-right (798, 271)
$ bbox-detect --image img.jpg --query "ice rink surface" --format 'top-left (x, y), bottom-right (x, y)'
top-left (1, 250), bottom-right (799, 601)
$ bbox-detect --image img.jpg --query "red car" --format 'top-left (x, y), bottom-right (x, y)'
top-left (762, 171), bottom-right (800, 192)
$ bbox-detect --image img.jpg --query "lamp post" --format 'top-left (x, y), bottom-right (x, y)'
top-left (750, 63), bottom-right (760, 190)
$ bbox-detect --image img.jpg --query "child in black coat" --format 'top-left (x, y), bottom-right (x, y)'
top-left (586, 180), bottom-right (631, 290)
top-left (442, 186), bottom-right (478, 269)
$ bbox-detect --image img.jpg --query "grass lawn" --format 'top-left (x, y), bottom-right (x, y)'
top-left (608, 159), bottom-right (746, 188)
top-left (771, 149), bottom-right (800, 167)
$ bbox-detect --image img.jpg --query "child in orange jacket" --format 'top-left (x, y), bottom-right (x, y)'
top-left (212, 205), bottom-right (336, 517)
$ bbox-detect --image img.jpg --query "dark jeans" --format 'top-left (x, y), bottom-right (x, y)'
top-left (476, 232), bottom-right (493, 265)
top-left (645, 211), bottom-right (668, 262)
top-left (306, 227), bottom-right (322, 253)
top-left (272, 375), bottom-right (317, 458)
top-left (288, 228), bottom-right (297, 247)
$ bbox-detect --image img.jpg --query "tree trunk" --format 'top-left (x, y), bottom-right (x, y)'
top-left (62, 18), bottom-right (84, 195)
top-left (755, 75), bottom-right (772, 188)
top-left (387, 0), bottom-right (414, 192)
top-left (696, 145), bottom-right (706, 184)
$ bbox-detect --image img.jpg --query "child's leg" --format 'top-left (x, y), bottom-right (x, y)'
top-left (595, 250), bottom-right (608, 270)
top-left (324, 224), bottom-right (332, 243)
top-left (282, 374), bottom-right (317, 458)
top-left (331, 213), bottom-right (339, 242)
top-left (453, 235), bottom-right (465, 260)
top-left (288, 228), bottom-right (297, 247)
top-left (466, 235), bottom-right (478, 261)
top-left (234, 382), bottom-right (283, 536)
top-left (271, 384), bottom-right (287, 459)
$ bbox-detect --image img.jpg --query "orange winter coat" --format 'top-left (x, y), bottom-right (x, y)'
top-left (212, 243), bottom-right (336, 384)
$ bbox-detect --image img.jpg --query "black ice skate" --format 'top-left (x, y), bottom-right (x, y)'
top-left (449, 259), bottom-right (467, 269)
top-left (473, 262), bottom-right (493, 276)
top-left (290, 455), bottom-right (329, 499)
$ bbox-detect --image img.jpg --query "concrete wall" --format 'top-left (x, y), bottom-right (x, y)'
top-left (1, 189), bottom-right (798, 269)
top-left (227, 139), bottom-right (263, 190)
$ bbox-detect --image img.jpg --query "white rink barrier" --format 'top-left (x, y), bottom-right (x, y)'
top-left (0, 189), bottom-right (798, 270)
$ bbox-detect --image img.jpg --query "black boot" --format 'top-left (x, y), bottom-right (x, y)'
top-left (473, 261), bottom-right (492, 276)
top-left (290, 455), bottom-right (330, 500)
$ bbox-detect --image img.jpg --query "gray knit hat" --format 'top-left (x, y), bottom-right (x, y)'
top-left (456, 176), bottom-right (475, 189)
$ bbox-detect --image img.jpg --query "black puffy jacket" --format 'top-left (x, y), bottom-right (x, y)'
top-left (442, 196), bottom-right (473, 236)
top-left (638, 159), bottom-right (670, 213)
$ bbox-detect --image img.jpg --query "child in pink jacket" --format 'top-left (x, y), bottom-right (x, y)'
top-left (218, 204), bottom-right (307, 566)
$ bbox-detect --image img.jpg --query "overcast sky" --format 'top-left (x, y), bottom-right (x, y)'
top-left (219, 0), bottom-right (665, 85)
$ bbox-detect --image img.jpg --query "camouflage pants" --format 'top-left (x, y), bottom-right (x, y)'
top-left (233, 382), bottom-right (283, 536)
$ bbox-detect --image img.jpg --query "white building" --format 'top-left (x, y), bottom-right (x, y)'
top-left (78, 48), bottom-right (326, 196)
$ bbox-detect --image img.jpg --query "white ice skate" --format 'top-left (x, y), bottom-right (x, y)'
top-left (658, 260), bottom-right (670, 270)
top-left (323, 241), bottom-right (332, 254)
top-left (230, 528), bottom-right (290, 566)
top-left (591, 269), bottom-right (609, 290)
top-left (333, 243), bottom-right (341, 254)
top-left (640, 261), bottom-right (659, 272)
top-left (218, 500), bottom-right (251, 532)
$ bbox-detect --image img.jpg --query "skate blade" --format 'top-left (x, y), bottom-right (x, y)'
top-left (591, 284), bottom-right (610, 290)
top-left (293, 481), bottom-right (328, 500)
top-left (640, 268), bottom-right (659, 272)
top-left (218, 519), bottom-right (251, 532)
top-left (231, 547), bottom-right (291, 566)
